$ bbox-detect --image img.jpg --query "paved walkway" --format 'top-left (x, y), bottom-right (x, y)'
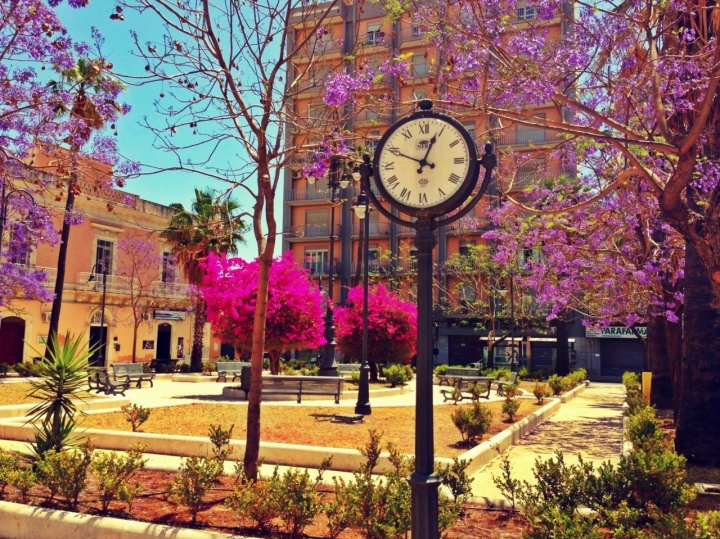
top-left (469, 382), bottom-right (625, 501)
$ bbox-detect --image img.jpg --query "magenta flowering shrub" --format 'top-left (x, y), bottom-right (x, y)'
top-left (201, 252), bottom-right (325, 359)
top-left (334, 284), bottom-right (417, 373)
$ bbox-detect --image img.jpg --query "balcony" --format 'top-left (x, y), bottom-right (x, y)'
top-left (303, 261), bottom-right (341, 276)
top-left (76, 272), bottom-right (192, 300)
top-left (285, 188), bottom-right (331, 202)
top-left (400, 26), bottom-right (426, 43)
top-left (446, 216), bottom-right (490, 234)
top-left (284, 224), bottom-right (341, 239)
top-left (352, 221), bottom-right (390, 236)
top-left (396, 259), bottom-right (418, 273)
top-left (8, 264), bottom-right (57, 288)
top-left (355, 108), bottom-right (392, 124)
top-left (350, 260), bottom-right (392, 274)
top-left (398, 225), bottom-right (416, 235)
top-left (358, 33), bottom-right (392, 48)
top-left (289, 3), bottom-right (341, 24)
top-left (496, 128), bottom-right (565, 146)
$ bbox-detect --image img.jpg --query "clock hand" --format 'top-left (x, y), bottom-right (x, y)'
top-left (387, 147), bottom-right (423, 163)
top-left (417, 134), bottom-right (437, 173)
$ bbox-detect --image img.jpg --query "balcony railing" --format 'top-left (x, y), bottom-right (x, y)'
top-left (7, 264), bottom-right (57, 288)
top-left (352, 185), bottom-right (381, 198)
top-left (284, 224), bottom-right (341, 238)
top-left (76, 272), bottom-right (192, 300)
top-left (350, 260), bottom-right (392, 274)
top-left (356, 109), bottom-right (392, 123)
top-left (398, 225), bottom-right (416, 234)
top-left (285, 188), bottom-right (331, 202)
top-left (303, 261), bottom-right (341, 275)
top-left (352, 221), bottom-right (390, 236)
top-left (497, 129), bottom-right (565, 146)
top-left (400, 26), bottom-right (426, 42)
top-left (446, 216), bottom-right (490, 232)
top-left (358, 33), bottom-right (391, 47)
top-left (396, 259), bottom-right (418, 273)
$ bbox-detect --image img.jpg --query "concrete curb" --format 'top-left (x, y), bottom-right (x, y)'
top-left (560, 380), bottom-right (590, 403)
top-left (458, 398), bottom-right (562, 476)
top-left (0, 396), bottom-right (130, 419)
top-left (0, 500), bottom-right (250, 539)
top-left (0, 419), bottom-right (445, 474)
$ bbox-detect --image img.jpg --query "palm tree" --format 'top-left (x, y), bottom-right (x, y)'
top-left (45, 58), bottom-right (124, 363)
top-left (162, 188), bottom-right (246, 372)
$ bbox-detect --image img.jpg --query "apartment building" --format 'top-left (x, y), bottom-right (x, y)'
top-left (0, 155), bottom-right (225, 366)
top-left (282, 1), bottom-right (644, 378)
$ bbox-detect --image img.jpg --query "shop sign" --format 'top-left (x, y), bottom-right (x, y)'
top-left (154, 310), bottom-right (186, 321)
top-left (585, 326), bottom-right (646, 339)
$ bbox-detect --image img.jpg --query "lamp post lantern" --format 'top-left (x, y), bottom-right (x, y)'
top-left (353, 160), bottom-right (373, 415)
top-left (364, 100), bottom-right (496, 538)
top-left (88, 262), bottom-right (109, 368)
top-left (318, 156), bottom-right (351, 376)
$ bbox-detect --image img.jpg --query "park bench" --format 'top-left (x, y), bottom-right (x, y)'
top-left (149, 358), bottom-right (179, 373)
top-left (216, 361), bottom-right (251, 383)
top-left (437, 367), bottom-right (483, 386)
top-left (112, 363), bottom-right (155, 388)
top-left (496, 372), bottom-right (519, 396)
top-left (440, 377), bottom-right (493, 403)
top-left (261, 375), bottom-right (344, 404)
top-left (88, 369), bottom-right (130, 396)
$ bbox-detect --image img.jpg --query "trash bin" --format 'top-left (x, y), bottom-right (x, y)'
top-left (240, 366), bottom-right (252, 400)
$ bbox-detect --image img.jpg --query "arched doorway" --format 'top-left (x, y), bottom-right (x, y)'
top-left (89, 309), bottom-right (110, 368)
top-left (156, 323), bottom-right (171, 360)
top-left (0, 316), bottom-right (25, 365)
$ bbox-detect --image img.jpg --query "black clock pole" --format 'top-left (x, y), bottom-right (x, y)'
top-left (410, 217), bottom-right (440, 537)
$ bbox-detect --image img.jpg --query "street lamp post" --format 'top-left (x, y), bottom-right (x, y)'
top-left (316, 156), bottom-right (350, 377)
top-left (353, 159), bottom-right (372, 415)
top-left (88, 262), bottom-right (109, 368)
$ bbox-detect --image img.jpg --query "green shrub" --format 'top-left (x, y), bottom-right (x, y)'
top-left (169, 456), bottom-right (223, 525)
top-left (517, 366), bottom-right (530, 379)
top-left (92, 445), bottom-right (147, 512)
top-left (468, 381), bottom-right (488, 401)
top-left (178, 363), bottom-right (191, 373)
top-left (625, 389), bottom-right (649, 416)
top-left (276, 460), bottom-right (330, 537)
top-left (383, 364), bottom-right (412, 387)
top-left (502, 399), bottom-right (521, 421)
top-left (12, 362), bottom-right (37, 377)
top-left (434, 457), bottom-right (474, 501)
top-left (622, 371), bottom-right (640, 391)
top-left (299, 365), bottom-right (320, 376)
top-left (121, 403), bottom-right (151, 432)
top-left (451, 402), bottom-right (493, 445)
top-left (350, 371), bottom-right (360, 385)
top-left (547, 374), bottom-right (566, 395)
top-left (625, 406), bottom-right (663, 448)
top-left (8, 467), bottom-right (36, 503)
top-left (0, 363), bottom-right (9, 376)
top-left (36, 443), bottom-right (94, 510)
top-left (226, 469), bottom-right (281, 532)
top-left (434, 364), bottom-right (449, 377)
top-left (491, 451), bottom-right (521, 513)
top-left (533, 382), bottom-right (551, 404)
top-left (0, 448), bottom-right (19, 498)
top-left (208, 423), bottom-right (234, 463)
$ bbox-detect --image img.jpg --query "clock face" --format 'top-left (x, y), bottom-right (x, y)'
top-left (374, 115), bottom-right (476, 213)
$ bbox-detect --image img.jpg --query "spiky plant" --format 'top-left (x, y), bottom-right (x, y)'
top-left (26, 332), bottom-right (95, 457)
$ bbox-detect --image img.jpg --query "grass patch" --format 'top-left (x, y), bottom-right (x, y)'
top-left (0, 382), bottom-right (98, 406)
top-left (81, 400), bottom-right (537, 458)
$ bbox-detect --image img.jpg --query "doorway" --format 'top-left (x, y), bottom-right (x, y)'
top-left (89, 326), bottom-right (108, 367)
top-left (0, 317), bottom-right (25, 365)
top-left (156, 323), bottom-right (171, 360)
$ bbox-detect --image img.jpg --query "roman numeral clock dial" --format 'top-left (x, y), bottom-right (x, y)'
top-left (373, 114), bottom-right (477, 215)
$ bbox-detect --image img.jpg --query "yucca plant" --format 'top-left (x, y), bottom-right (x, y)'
top-left (26, 332), bottom-right (95, 457)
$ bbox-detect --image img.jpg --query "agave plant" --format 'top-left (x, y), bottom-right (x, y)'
top-left (26, 333), bottom-right (95, 457)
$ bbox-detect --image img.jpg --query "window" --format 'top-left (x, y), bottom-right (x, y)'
top-left (307, 102), bottom-right (327, 120)
top-left (366, 22), bottom-right (382, 45)
top-left (516, 156), bottom-right (546, 188)
top-left (412, 89), bottom-right (427, 101)
top-left (305, 209), bottom-right (329, 236)
top-left (95, 239), bottom-right (113, 274)
top-left (459, 240), bottom-right (475, 257)
top-left (365, 131), bottom-right (381, 153)
top-left (462, 121), bottom-right (476, 142)
top-left (517, 1), bottom-right (537, 20)
top-left (162, 252), bottom-right (175, 283)
top-left (412, 54), bottom-right (428, 76)
top-left (7, 228), bottom-right (30, 265)
top-left (411, 25), bottom-right (425, 39)
top-left (459, 284), bottom-right (477, 309)
top-left (304, 248), bottom-right (328, 275)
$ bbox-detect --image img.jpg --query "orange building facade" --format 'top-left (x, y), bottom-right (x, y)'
top-left (282, 1), bottom-right (580, 369)
top-left (0, 158), bottom-right (227, 366)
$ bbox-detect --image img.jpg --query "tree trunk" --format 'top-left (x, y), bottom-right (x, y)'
top-left (268, 349), bottom-right (281, 375)
top-left (244, 250), bottom-right (272, 480)
top-left (554, 316), bottom-right (570, 376)
top-left (647, 314), bottom-right (673, 409)
top-left (667, 316), bottom-right (683, 422)
top-left (487, 341), bottom-right (495, 369)
top-left (191, 297), bottom-right (206, 372)
top-left (45, 185), bottom-right (75, 360)
top-left (675, 243), bottom-right (720, 465)
top-left (369, 359), bottom-right (378, 381)
top-left (132, 320), bottom-right (140, 363)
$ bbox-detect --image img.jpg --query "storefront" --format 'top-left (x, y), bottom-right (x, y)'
top-left (585, 326), bottom-right (645, 377)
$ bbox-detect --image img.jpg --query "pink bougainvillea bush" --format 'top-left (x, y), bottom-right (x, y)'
top-left (201, 252), bottom-right (325, 374)
top-left (334, 284), bottom-right (417, 380)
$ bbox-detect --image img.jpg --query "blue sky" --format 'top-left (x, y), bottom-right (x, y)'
top-left (55, 2), bottom-right (280, 261)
